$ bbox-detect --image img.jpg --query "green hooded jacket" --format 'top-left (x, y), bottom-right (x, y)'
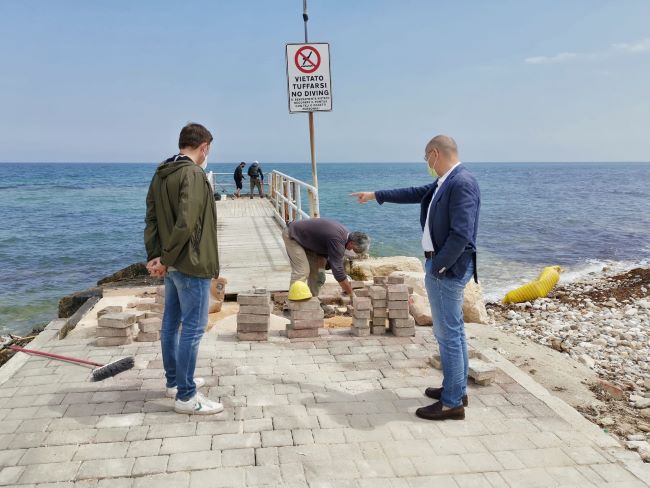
top-left (144, 155), bottom-right (219, 278)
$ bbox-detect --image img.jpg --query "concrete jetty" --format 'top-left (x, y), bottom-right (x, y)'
top-left (216, 197), bottom-right (291, 296)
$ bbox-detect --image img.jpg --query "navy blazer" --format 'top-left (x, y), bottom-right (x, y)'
top-left (375, 164), bottom-right (480, 281)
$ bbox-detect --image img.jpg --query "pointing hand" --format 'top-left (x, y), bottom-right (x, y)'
top-left (350, 192), bottom-right (376, 204)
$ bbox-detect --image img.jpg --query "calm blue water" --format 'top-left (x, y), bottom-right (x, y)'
top-left (1, 162), bottom-right (649, 335)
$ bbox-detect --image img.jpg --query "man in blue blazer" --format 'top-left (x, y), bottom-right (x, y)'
top-left (352, 135), bottom-right (480, 421)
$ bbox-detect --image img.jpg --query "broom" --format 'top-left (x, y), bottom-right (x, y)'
top-left (5, 343), bottom-right (134, 381)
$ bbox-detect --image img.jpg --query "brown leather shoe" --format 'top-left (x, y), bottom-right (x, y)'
top-left (424, 387), bottom-right (468, 407)
top-left (415, 401), bottom-right (465, 421)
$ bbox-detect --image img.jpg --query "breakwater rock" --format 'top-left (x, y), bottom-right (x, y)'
top-left (58, 262), bottom-right (163, 318)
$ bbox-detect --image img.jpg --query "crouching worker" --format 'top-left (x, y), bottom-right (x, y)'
top-left (282, 218), bottom-right (369, 298)
top-left (144, 123), bottom-right (223, 415)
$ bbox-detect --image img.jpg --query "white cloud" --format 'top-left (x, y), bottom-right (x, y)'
top-left (525, 38), bottom-right (650, 65)
top-left (612, 38), bottom-right (650, 53)
top-left (525, 52), bottom-right (578, 65)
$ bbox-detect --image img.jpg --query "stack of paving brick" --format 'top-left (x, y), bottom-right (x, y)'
top-left (286, 297), bottom-right (323, 339)
top-left (237, 289), bottom-right (271, 341)
top-left (369, 282), bottom-right (388, 335)
top-left (97, 305), bottom-right (123, 318)
top-left (136, 314), bottom-right (162, 342)
top-left (96, 311), bottom-right (137, 346)
top-left (351, 296), bottom-right (371, 336)
top-left (387, 278), bottom-right (415, 337)
top-left (350, 280), bottom-right (369, 297)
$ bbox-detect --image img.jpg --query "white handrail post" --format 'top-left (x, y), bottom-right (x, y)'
top-left (291, 183), bottom-right (297, 220)
top-left (280, 180), bottom-right (286, 223)
top-left (268, 170), bottom-right (318, 224)
top-left (295, 185), bottom-right (302, 221)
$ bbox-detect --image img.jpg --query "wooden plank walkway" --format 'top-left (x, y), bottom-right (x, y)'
top-left (215, 196), bottom-right (291, 295)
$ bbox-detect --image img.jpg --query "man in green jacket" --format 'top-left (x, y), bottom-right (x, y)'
top-left (144, 123), bottom-right (222, 415)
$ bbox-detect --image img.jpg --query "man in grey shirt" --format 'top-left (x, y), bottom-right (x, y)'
top-left (282, 218), bottom-right (369, 297)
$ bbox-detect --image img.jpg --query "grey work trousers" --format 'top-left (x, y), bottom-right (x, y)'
top-left (250, 177), bottom-right (264, 197)
top-left (282, 227), bottom-right (326, 297)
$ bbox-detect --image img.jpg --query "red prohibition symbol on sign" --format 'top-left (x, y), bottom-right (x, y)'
top-left (295, 45), bottom-right (321, 74)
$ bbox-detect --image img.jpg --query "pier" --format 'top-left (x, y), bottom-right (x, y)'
top-left (211, 170), bottom-right (319, 296)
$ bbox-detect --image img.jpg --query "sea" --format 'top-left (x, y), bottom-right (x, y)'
top-left (1, 162), bottom-right (649, 336)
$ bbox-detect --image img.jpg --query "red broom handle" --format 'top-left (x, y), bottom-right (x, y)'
top-left (9, 345), bottom-right (103, 367)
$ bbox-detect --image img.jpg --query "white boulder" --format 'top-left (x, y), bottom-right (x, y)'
top-left (410, 294), bottom-right (432, 326)
top-left (351, 256), bottom-right (423, 280)
top-left (463, 281), bottom-right (489, 324)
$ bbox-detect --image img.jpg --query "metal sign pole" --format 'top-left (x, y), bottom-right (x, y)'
top-left (303, 0), bottom-right (319, 217)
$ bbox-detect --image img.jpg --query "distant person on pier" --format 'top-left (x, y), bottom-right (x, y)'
top-left (282, 218), bottom-right (369, 298)
top-left (247, 160), bottom-right (265, 199)
top-left (233, 161), bottom-right (245, 198)
top-left (352, 135), bottom-right (480, 422)
top-left (144, 122), bottom-right (223, 416)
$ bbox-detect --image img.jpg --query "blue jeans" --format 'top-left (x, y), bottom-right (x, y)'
top-left (425, 259), bottom-right (474, 408)
top-left (161, 271), bottom-right (211, 401)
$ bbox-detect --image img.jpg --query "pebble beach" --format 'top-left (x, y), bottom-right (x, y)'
top-left (487, 266), bottom-right (650, 458)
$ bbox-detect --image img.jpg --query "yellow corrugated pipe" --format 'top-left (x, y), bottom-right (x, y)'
top-left (502, 266), bottom-right (561, 304)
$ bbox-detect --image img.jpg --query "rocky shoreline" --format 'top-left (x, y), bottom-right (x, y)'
top-left (487, 267), bottom-right (650, 460)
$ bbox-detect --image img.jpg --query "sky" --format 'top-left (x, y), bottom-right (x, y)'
top-left (1, 0), bottom-right (649, 163)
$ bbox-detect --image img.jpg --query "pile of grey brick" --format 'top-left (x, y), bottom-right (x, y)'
top-left (369, 277), bottom-right (388, 335)
top-left (237, 288), bottom-right (271, 341)
top-left (351, 296), bottom-right (371, 336)
top-left (387, 276), bottom-right (415, 337)
top-left (286, 297), bottom-right (323, 339)
top-left (136, 315), bottom-right (162, 342)
top-left (133, 286), bottom-right (164, 342)
top-left (96, 291), bottom-right (166, 346)
top-left (96, 308), bottom-right (137, 346)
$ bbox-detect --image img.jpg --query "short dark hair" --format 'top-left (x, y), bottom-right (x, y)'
top-left (178, 123), bottom-right (213, 150)
top-left (240, 162), bottom-right (245, 166)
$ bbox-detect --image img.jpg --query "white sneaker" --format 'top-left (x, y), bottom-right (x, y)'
top-left (174, 392), bottom-right (224, 415)
top-left (166, 377), bottom-right (206, 398)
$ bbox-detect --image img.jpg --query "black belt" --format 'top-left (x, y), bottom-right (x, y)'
top-left (424, 251), bottom-right (434, 259)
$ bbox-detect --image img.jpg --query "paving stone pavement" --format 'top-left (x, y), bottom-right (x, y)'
top-left (0, 327), bottom-right (648, 487)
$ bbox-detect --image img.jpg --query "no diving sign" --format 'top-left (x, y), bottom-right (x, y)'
top-left (286, 43), bottom-right (332, 113)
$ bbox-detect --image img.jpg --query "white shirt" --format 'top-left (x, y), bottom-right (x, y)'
top-left (422, 162), bottom-right (462, 252)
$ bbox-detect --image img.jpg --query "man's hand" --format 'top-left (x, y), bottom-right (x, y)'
top-left (350, 192), bottom-right (376, 204)
top-left (146, 257), bottom-right (167, 278)
top-left (339, 279), bottom-right (354, 296)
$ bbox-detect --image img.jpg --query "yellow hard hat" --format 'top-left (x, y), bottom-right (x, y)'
top-left (288, 281), bottom-right (312, 301)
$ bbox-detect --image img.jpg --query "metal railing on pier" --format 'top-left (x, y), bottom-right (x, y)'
top-left (208, 170), bottom-right (319, 225)
top-left (269, 170), bottom-right (319, 225)
top-left (207, 172), bottom-right (270, 197)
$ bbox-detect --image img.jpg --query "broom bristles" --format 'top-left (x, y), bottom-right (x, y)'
top-left (91, 357), bottom-right (135, 382)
